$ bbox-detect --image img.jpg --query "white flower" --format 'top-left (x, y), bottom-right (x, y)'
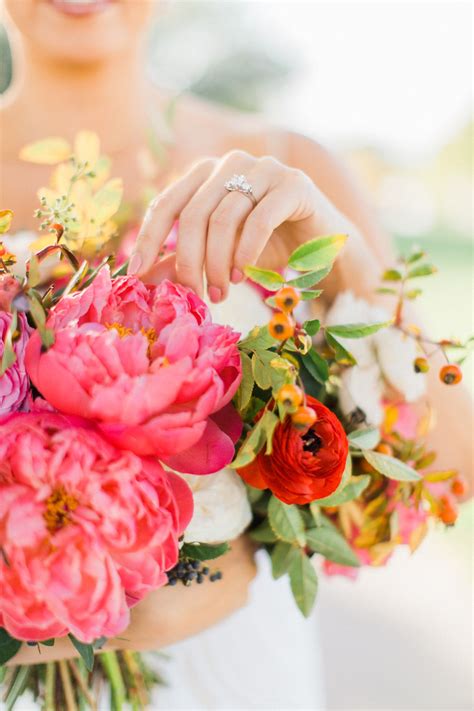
top-left (207, 281), bottom-right (271, 334)
top-left (180, 469), bottom-right (252, 544)
top-left (326, 291), bottom-right (426, 425)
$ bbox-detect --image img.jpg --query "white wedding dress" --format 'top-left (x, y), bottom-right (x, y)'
top-left (152, 282), bottom-right (326, 711)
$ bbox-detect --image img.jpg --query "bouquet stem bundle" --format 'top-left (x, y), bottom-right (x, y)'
top-left (2, 651), bottom-right (162, 711)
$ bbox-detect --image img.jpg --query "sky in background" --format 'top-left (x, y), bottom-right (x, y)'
top-left (247, 0), bottom-right (472, 160)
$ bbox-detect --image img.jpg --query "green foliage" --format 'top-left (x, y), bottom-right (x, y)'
top-left (288, 234), bottom-right (347, 272)
top-left (0, 628), bottom-right (22, 666)
top-left (268, 496), bottom-right (306, 546)
top-left (303, 318), bottom-right (320, 336)
top-left (181, 542), bottom-right (230, 561)
top-left (235, 351), bottom-right (254, 411)
top-left (315, 475), bottom-right (371, 506)
top-left (68, 635), bottom-right (95, 672)
top-left (407, 264), bottom-right (437, 279)
top-left (271, 542), bottom-right (299, 579)
top-left (306, 527), bottom-right (361, 567)
top-left (249, 520), bottom-right (278, 543)
top-left (243, 265), bottom-right (285, 290)
top-left (301, 348), bottom-right (329, 383)
top-left (231, 410), bottom-right (279, 468)
top-left (348, 427), bottom-right (381, 450)
top-left (286, 267), bottom-right (331, 288)
top-left (382, 269), bottom-right (403, 281)
top-left (289, 550), bottom-right (318, 617)
top-left (325, 321), bottom-right (391, 338)
top-left (0, 310), bottom-right (17, 376)
top-left (325, 331), bottom-right (356, 365)
top-left (362, 450), bottom-right (421, 481)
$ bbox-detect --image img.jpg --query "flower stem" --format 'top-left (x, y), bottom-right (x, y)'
top-left (44, 662), bottom-right (56, 711)
top-left (68, 660), bottom-right (97, 711)
top-left (58, 660), bottom-right (78, 711)
top-left (5, 666), bottom-right (31, 711)
top-left (99, 651), bottom-right (126, 711)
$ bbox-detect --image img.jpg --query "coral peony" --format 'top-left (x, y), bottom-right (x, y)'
top-left (25, 268), bottom-right (242, 474)
top-left (0, 411), bottom-right (193, 643)
top-left (0, 311), bottom-right (31, 415)
top-left (238, 396), bottom-right (348, 505)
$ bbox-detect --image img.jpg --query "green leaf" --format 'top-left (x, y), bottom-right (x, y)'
top-left (286, 267), bottom-right (331, 288)
top-left (231, 410), bottom-right (279, 468)
top-left (19, 137), bottom-right (72, 165)
top-left (382, 269), bottom-right (402, 281)
top-left (348, 427), bottom-right (381, 450)
top-left (244, 265), bottom-right (285, 290)
top-left (376, 287), bottom-right (397, 296)
top-left (60, 260), bottom-right (89, 299)
top-left (252, 352), bottom-right (273, 390)
top-left (288, 234), bottom-right (348, 272)
top-left (68, 635), bottom-right (95, 671)
top-left (239, 325), bottom-right (276, 352)
top-left (303, 318), bottom-right (320, 336)
top-left (326, 321), bottom-right (391, 339)
top-left (407, 264), bottom-right (437, 279)
top-left (325, 331), bottom-right (356, 365)
top-left (245, 484), bottom-right (264, 505)
top-left (301, 348), bottom-right (329, 384)
top-left (300, 289), bottom-right (323, 300)
top-left (249, 521), bottom-right (277, 543)
top-left (271, 542), bottom-right (298, 579)
top-left (268, 496), bottom-right (306, 546)
top-left (0, 310), bottom-right (18, 377)
top-left (0, 628), bottom-right (22, 666)
top-left (181, 542), bottom-right (230, 561)
top-left (406, 250), bottom-right (425, 264)
top-left (235, 351), bottom-right (254, 411)
top-left (306, 527), bottom-right (361, 566)
top-left (40, 639), bottom-right (55, 647)
top-left (361, 450), bottom-right (422, 481)
top-left (28, 293), bottom-right (55, 350)
top-left (289, 550), bottom-right (318, 617)
top-left (405, 288), bottom-right (423, 300)
top-left (315, 475), bottom-right (371, 506)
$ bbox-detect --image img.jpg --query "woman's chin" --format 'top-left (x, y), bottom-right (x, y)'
top-left (5, 0), bottom-right (155, 63)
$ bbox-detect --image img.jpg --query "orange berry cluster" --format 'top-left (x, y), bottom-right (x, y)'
top-left (276, 383), bottom-right (317, 432)
top-left (268, 286), bottom-right (300, 341)
top-left (439, 476), bottom-right (467, 526)
top-left (414, 358), bottom-right (462, 386)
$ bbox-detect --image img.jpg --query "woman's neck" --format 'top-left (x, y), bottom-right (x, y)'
top-left (3, 39), bottom-right (154, 156)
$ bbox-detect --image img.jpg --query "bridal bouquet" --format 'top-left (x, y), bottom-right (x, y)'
top-left (0, 133), bottom-right (470, 710)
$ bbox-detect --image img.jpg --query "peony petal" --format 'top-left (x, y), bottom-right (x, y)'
top-left (162, 418), bottom-right (235, 475)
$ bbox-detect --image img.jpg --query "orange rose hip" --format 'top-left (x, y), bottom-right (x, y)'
top-left (269, 312), bottom-right (294, 340)
top-left (439, 364), bottom-right (462, 385)
top-left (275, 286), bottom-right (301, 313)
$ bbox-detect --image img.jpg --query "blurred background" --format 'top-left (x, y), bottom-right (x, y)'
top-left (1, 1), bottom-right (472, 708)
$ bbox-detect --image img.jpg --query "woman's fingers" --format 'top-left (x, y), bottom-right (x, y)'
top-left (233, 174), bottom-right (304, 273)
top-left (128, 158), bottom-right (216, 277)
top-left (175, 150), bottom-right (255, 296)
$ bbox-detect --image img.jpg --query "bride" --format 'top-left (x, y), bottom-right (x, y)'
top-left (1, 1), bottom-right (471, 709)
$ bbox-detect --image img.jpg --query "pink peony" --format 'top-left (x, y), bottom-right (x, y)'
top-left (0, 311), bottom-right (31, 415)
top-left (0, 411), bottom-right (193, 643)
top-left (25, 268), bottom-right (242, 474)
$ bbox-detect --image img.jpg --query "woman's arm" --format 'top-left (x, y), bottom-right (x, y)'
top-left (9, 536), bottom-right (257, 665)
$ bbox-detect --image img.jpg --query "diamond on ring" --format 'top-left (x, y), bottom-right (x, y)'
top-left (224, 174), bottom-right (257, 205)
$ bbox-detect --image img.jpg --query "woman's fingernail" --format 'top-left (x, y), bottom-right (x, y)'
top-left (231, 268), bottom-right (244, 284)
top-left (208, 286), bottom-right (222, 303)
top-left (128, 252), bottom-right (142, 275)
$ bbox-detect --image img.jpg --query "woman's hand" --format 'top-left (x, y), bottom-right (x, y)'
top-left (128, 150), bottom-right (356, 302)
top-left (9, 536), bottom-right (257, 665)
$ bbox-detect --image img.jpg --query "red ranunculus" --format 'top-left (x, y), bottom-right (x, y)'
top-left (238, 396), bottom-right (348, 505)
